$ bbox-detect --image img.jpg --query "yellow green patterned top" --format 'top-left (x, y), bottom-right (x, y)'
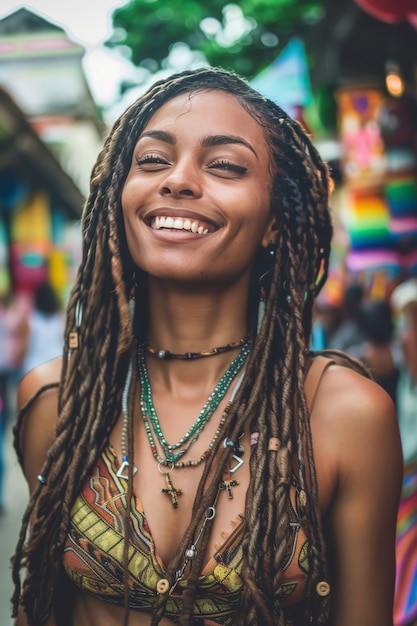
top-left (63, 446), bottom-right (309, 624)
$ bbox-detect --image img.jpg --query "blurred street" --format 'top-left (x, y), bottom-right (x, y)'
top-left (0, 2), bottom-right (416, 626)
top-left (0, 419), bottom-right (27, 626)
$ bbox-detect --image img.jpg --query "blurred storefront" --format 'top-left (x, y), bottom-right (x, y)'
top-left (336, 84), bottom-right (417, 291)
top-left (314, 0), bottom-right (417, 304)
top-left (0, 86), bottom-right (83, 300)
top-left (326, 1), bottom-right (417, 302)
top-left (0, 7), bottom-right (106, 301)
top-left (250, 1), bottom-right (417, 304)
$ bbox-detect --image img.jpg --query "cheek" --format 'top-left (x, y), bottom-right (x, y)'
top-left (121, 183), bottom-right (141, 236)
top-left (121, 182), bottom-right (133, 215)
top-left (120, 194), bottom-right (142, 261)
top-left (249, 194), bottom-right (273, 235)
top-left (121, 169), bottom-right (144, 207)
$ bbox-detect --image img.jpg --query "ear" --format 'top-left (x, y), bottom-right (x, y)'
top-left (260, 213), bottom-right (278, 248)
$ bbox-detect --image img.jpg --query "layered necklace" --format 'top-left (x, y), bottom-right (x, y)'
top-left (137, 339), bottom-right (250, 508)
top-left (117, 336), bottom-right (250, 510)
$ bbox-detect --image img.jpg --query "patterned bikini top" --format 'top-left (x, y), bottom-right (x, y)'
top-left (63, 446), bottom-right (310, 625)
top-left (63, 357), bottom-right (334, 624)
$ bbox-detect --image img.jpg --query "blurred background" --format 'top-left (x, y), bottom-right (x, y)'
top-left (1, 0), bottom-right (417, 624)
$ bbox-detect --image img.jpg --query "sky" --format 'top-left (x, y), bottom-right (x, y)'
top-left (0, 1), bottom-right (251, 118)
top-left (0, 0), bottom-right (139, 107)
top-left (0, 0), bottom-right (127, 45)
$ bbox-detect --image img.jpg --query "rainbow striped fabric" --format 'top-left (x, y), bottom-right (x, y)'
top-left (394, 461), bottom-right (417, 626)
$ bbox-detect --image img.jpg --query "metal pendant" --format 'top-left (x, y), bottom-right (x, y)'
top-left (116, 459), bottom-right (137, 479)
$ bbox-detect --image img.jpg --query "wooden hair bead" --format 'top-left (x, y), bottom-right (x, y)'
top-left (69, 332), bottom-right (79, 349)
top-left (315, 581), bottom-right (331, 597)
top-left (268, 437), bottom-right (280, 451)
top-left (299, 489), bottom-right (307, 507)
top-left (156, 578), bottom-right (170, 594)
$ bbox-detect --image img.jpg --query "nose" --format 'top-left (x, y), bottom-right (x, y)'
top-left (159, 162), bottom-right (202, 198)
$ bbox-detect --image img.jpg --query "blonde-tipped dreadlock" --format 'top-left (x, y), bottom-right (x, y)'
top-left (12, 67), bottom-right (343, 625)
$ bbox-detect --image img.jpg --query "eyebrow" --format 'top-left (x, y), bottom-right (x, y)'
top-left (202, 134), bottom-right (258, 158)
top-left (138, 130), bottom-right (258, 158)
top-left (139, 130), bottom-right (174, 143)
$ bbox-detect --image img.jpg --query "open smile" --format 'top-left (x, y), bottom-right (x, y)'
top-left (150, 216), bottom-right (211, 234)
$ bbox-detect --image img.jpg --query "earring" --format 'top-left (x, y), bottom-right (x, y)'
top-left (282, 280), bottom-right (292, 307)
top-left (257, 244), bottom-right (275, 333)
top-left (258, 277), bottom-right (267, 333)
top-left (265, 242), bottom-right (275, 257)
top-left (129, 279), bottom-right (136, 318)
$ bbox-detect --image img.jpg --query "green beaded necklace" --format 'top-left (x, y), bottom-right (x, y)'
top-left (137, 339), bottom-right (250, 466)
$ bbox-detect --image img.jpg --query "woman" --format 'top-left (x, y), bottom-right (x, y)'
top-left (22, 282), bottom-right (65, 376)
top-left (11, 68), bottom-right (402, 626)
top-left (350, 299), bottom-right (399, 404)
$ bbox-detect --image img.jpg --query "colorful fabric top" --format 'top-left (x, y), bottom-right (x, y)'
top-left (394, 460), bottom-right (417, 626)
top-left (63, 446), bottom-right (310, 625)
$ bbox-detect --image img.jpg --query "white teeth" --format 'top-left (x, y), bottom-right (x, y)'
top-left (151, 216), bottom-right (210, 234)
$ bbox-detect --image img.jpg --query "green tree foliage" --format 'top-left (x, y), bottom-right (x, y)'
top-left (107, 0), bottom-right (326, 78)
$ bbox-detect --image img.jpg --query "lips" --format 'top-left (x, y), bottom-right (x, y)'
top-left (151, 216), bottom-right (210, 234)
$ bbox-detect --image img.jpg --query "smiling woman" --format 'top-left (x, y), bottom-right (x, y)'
top-left (11, 67), bottom-right (402, 626)
top-left (121, 90), bottom-right (274, 285)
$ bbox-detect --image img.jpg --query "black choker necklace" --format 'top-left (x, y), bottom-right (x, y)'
top-left (145, 334), bottom-right (250, 360)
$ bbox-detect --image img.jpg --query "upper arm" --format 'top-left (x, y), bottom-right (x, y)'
top-left (14, 359), bottom-right (62, 626)
top-left (312, 366), bottom-right (403, 626)
top-left (17, 358), bottom-right (62, 494)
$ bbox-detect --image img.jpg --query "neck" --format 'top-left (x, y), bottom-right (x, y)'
top-left (141, 279), bottom-right (251, 394)
top-left (145, 278), bottom-right (250, 356)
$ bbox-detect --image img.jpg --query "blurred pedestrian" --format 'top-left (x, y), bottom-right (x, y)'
top-left (350, 299), bottom-right (399, 403)
top-left (0, 394), bottom-right (4, 514)
top-left (22, 282), bottom-right (65, 375)
top-left (0, 292), bottom-right (29, 425)
top-left (0, 290), bottom-right (30, 514)
top-left (327, 283), bottom-right (365, 352)
top-left (0, 293), bottom-right (9, 514)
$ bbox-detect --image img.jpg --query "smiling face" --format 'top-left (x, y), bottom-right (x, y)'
top-left (121, 90), bottom-right (276, 288)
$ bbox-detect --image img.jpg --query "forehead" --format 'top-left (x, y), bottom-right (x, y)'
top-left (142, 90), bottom-right (269, 152)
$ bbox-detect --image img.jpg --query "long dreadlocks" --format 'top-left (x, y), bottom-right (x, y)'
top-left (12, 67), bottom-right (335, 625)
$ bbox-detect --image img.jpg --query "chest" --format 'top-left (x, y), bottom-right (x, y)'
top-left (110, 394), bottom-right (250, 567)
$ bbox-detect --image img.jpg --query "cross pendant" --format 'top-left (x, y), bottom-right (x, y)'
top-left (161, 472), bottom-right (183, 509)
top-left (220, 478), bottom-right (239, 499)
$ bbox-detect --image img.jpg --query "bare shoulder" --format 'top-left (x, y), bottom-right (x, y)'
top-left (311, 361), bottom-right (402, 625)
top-left (311, 361), bottom-right (402, 507)
top-left (18, 357), bottom-right (63, 408)
top-left (17, 357), bottom-right (62, 492)
top-left (312, 361), bottom-right (398, 436)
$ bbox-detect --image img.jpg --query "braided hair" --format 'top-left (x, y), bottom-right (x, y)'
top-left (12, 67), bottom-right (334, 625)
